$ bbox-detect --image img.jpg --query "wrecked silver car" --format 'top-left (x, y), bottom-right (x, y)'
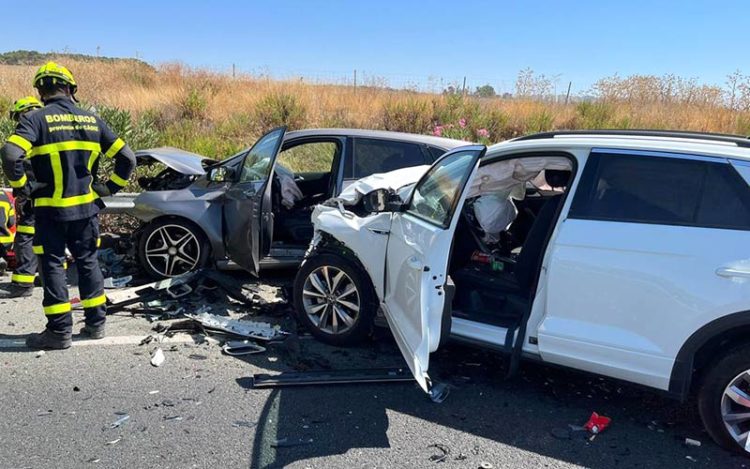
top-left (113, 128), bottom-right (466, 278)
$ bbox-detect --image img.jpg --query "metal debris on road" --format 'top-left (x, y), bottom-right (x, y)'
top-left (184, 311), bottom-right (286, 341)
top-left (251, 368), bottom-right (414, 388)
top-left (271, 437), bottom-right (314, 448)
top-left (232, 421), bottom-right (257, 428)
top-left (427, 443), bottom-right (450, 463)
top-left (222, 340), bottom-right (266, 356)
top-left (150, 347), bottom-right (165, 367)
top-left (164, 415), bottom-right (183, 421)
top-left (105, 438), bottom-right (121, 446)
top-left (103, 276), bottom-right (132, 289)
top-left (109, 414), bottom-right (130, 429)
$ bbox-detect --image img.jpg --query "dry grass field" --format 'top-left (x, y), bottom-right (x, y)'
top-left (2, 55), bottom-right (750, 161)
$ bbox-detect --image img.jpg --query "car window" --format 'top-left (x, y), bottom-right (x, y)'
top-left (570, 151), bottom-right (750, 230)
top-left (277, 141), bottom-right (337, 174)
top-left (427, 146), bottom-right (448, 161)
top-left (408, 150), bottom-right (478, 228)
top-left (347, 138), bottom-right (428, 179)
top-left (239, 128), bottom-right (284, 183)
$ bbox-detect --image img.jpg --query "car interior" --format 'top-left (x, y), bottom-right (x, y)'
top-left (446, 155), bottom-right (574, 333)
top-left (270, 139), bottom-right (341, 248)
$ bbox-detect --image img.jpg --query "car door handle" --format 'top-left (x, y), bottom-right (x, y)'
top-left (716, 267), bottom-right (750, 279)
top-left (407, 256), bottom-right (423, 271)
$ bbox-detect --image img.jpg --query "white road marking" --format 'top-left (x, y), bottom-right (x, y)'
top-left (0, 333), bottom-right (197, 349)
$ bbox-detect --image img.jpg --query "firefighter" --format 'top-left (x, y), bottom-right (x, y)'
top-left (0, 189), bottom-right (15, 275)
top-left (0, 96), bottom-right (44, 298)
top-left (0, 62), bottom-right (136, 350)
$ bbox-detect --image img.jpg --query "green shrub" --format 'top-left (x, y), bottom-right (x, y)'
top-left (180, 87), bottom-right (209, 120)
top-left (380, 98), bottom-right (432, 133)
top-left (254, 93), bottom-right (307, 133)
top-left (525, 110), bottom-right (555, 133)
top-left (576, 101), bottom-right (615, 129)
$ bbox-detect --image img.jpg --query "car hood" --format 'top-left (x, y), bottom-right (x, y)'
top-left (336, 165), bottom-right (430, 205)
top-left (135, 147), bottom-right (217, 175)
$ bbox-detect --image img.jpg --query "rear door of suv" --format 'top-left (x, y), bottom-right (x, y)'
top-left (538, 149), bottom-right (750, 390)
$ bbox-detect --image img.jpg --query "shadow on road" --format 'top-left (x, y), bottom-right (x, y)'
top-left (228, 336), bottom-right (746, 469)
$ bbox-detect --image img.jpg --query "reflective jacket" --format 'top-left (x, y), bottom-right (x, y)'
top-left (0, 190), bottom-right (15, 247)
top-left (4, 97), bottom-right (135, 221)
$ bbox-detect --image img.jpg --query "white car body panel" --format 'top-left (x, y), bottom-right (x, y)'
top-left (540, 219), bottom-right (750, 390)
top-left (335, 165), bottom-right (430, 205)
top-left (310, 205), bottom-right (392, 299)
top-left (383, 149), bottom-right (483, 392)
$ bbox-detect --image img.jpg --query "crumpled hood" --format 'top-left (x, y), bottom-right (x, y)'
top-left (336, 165), bottom-right (430, 205)
top-left (135, 147), bottom-right (217, 176)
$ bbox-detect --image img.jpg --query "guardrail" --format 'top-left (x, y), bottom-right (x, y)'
top-left (0, 189), bottom-right (137, 215)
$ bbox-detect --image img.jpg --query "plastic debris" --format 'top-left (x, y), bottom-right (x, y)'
top-left (583, 412), bottom-right (611, 434)
top-left (686, 455), bottom-right (697, 462)
top-left (164, 415), bottom-right (183, 421)
top-left (109, 414), bottom-right (130, 429)
top-left (429, 382), bottom-right (450, 404)
top-left (479, 463), bottom-right (493, 469)
top-left (105, 438), bottom-right (121, 446)
top-left (35, 350), bottom-right (46, 358)
top-left (184, 311), bottom-right (286, 341)
top-left (685, 438), bottom-right (702, 447)
top-left (150, 348), bottom-right (165, 367)
top-left (148, 390), bottom-right (160, 395)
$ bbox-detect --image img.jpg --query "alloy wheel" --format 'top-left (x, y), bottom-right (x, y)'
top-left (302, 266), bottom-right (360, 334)
top-left (722, 369), bottom-right (750, 452)
top-left (144, 224), bottom-right (202, 277)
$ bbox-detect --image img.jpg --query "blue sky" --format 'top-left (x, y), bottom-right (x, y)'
top-left (3, 1), bottom-right (748, 93)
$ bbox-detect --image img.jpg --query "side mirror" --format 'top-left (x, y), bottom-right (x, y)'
top-left (363, 188), bottom-right (403, 213)
top-left (209, 167), bottom-right (230, 183)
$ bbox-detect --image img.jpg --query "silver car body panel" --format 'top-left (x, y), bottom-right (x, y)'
top-left (135, 147), bottom-right (216, 175)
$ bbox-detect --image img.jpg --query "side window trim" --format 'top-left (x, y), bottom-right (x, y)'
top-left (591, 147), bottom-right (727, 164)
top-left (731, 159), bottom-right (750, 186)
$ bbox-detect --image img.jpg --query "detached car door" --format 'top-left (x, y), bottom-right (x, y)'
top-left (383, 146), bottom-right (485, 393)
top-left (223, 127), bottom-right (286, 275)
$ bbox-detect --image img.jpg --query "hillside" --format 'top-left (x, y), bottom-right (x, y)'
top-left (0, 50), bottom-right (152, 69)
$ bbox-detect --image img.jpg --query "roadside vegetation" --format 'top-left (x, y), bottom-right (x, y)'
top-left (2, 53), bottom-right (750, 167)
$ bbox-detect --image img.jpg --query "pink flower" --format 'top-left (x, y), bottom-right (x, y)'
top-left (476, 128), bottom-right (490, 138)
top-left (459, 118), bottom-right (467, 128)
top-left (433, 125), bottom-right (443, 137)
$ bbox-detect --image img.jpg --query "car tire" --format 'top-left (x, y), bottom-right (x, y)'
top-left (293, 253), bottom-right (377, 346)
top-left (698, 343), bottom-right (750, 454)
top-left (138, 218), bottom-right (210, 279)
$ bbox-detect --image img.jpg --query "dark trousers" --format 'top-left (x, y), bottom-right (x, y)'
top-left (11, 197), bottom-right (37, 286)
top-left (35, 216), bottom-right (105, 335)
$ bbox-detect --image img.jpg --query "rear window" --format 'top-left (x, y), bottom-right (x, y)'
top-left (570, 152), bottom-right (750, 230)
top-left (346, 138), bottom-right (429, 179)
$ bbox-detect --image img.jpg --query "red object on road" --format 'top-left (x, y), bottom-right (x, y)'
top-left (583, 412), bottom-right (612, 434)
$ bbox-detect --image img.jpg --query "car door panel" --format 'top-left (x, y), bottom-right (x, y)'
top-left (382, 146), bottom-right (485, 393)
top-left (538, 151), bottom-right (750, 391)
top-left (223, 127), bottom-right (286, 275)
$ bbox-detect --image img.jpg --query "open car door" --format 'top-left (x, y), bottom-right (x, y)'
top-left (383, 145), bottom-right (485, 395)
top-left (223, 127), bottom-right (286, 275)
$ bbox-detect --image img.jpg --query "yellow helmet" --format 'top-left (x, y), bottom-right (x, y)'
top-left (9, 96), bottom-right (43, 121)
top-left (32, 61), bottom-right (77, 94)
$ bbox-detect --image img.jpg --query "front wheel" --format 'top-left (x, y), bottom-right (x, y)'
top-left (698, 343), bottom-right (750, 455)
top-left (293, 253), bottom-right (377, 346)
top-left (138, 218), bottom-right (210, 279)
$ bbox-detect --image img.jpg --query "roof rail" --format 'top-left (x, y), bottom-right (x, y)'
top-left (513, 129), bottom-right (750, 148)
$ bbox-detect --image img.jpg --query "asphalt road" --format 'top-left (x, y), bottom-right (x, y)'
top-left (1, 275), bottom-right (748, 469)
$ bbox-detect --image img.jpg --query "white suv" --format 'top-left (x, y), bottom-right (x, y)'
top-left (292, 130), bottom-right (750, 454)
